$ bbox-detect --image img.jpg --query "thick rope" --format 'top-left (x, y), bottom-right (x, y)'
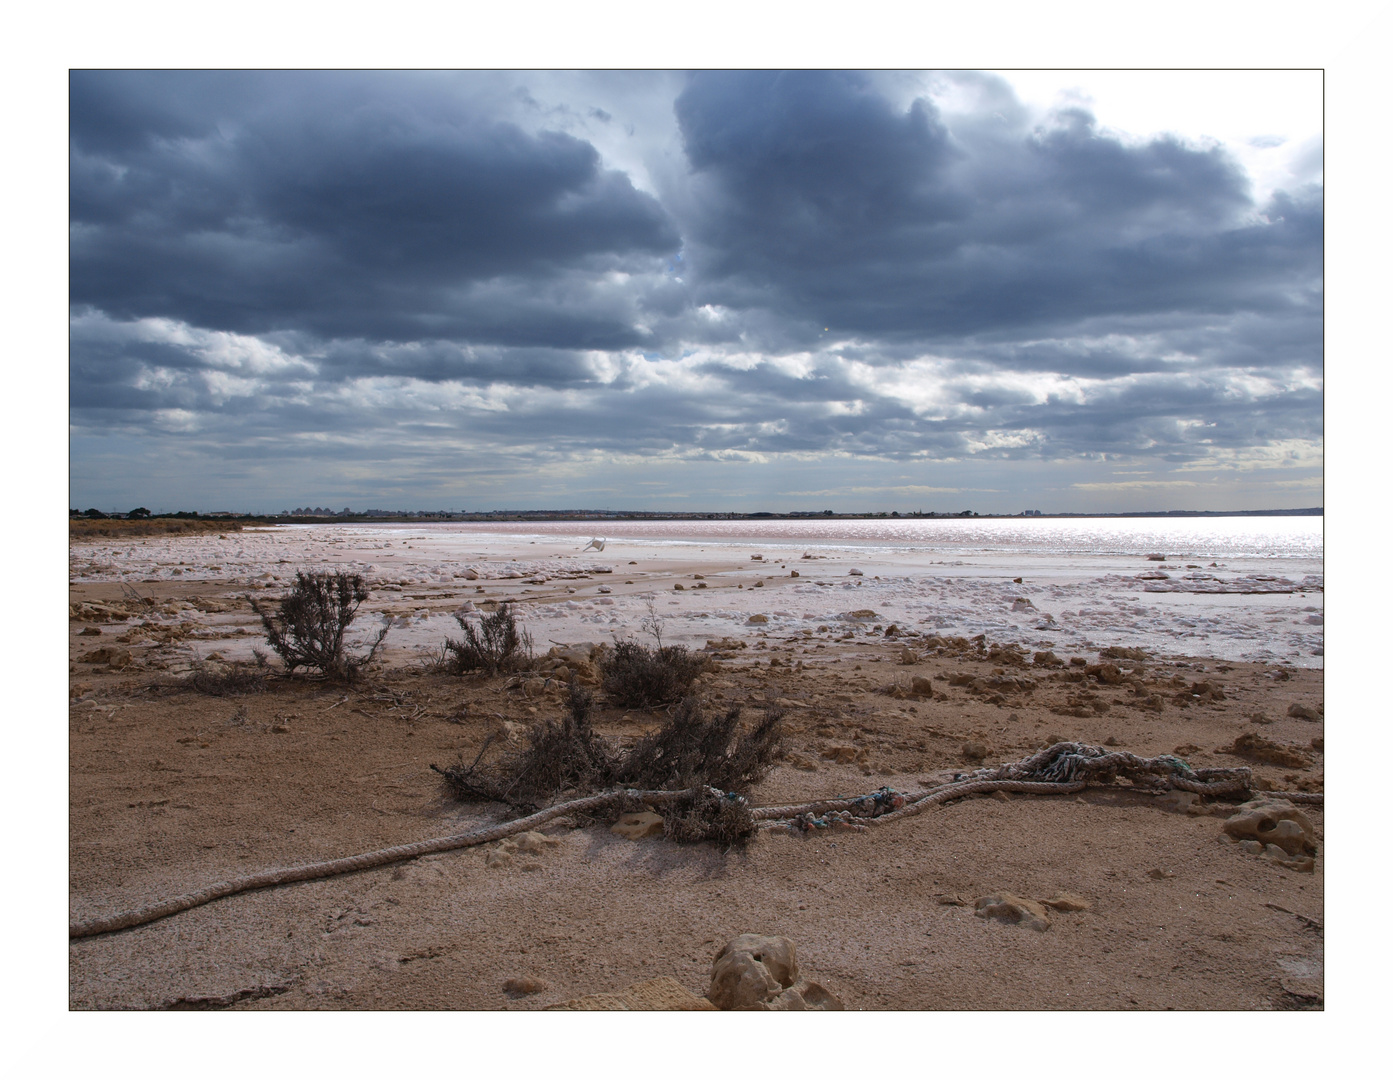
top-left (71, 742), bottom-right (1322, 940)
top-left (69, 787), bottom-right (696, 939)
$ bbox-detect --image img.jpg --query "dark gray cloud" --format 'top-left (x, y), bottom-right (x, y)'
top-left (69, 71), bottom-right (1323, 512)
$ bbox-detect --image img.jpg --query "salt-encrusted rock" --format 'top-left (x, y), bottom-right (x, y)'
top-left (460, 568), bottom-right (479, 580)
top-left (848, 568), bottom-right (863, 576)
top-left (707, 934), bottom-right (799, 1010)
top-left (1011, 597), bottom-right (1035, 611)
top-left (974, 893), bottom-right (1051, 931)
top-left (1223, 797), bottom-right (1317, 857)
top-left (610, 811), bottom-right (664, 840)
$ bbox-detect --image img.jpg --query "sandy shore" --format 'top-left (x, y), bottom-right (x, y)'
top-left (69, 529), bottom-right (1324, 1011)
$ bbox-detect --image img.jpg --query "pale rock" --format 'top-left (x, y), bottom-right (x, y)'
top-left (848, 568), bottom-right (863, 576)
top-left (708, 934), bottom-right (799, 1010)
top-left (1041, 892), bottom-right (1092, 912)
top-left (1223, 797), bottom-right (1317, 856)
top-left (513, 831), bottom-right (560, 854)
top-left (974, 893), bottom-right (1051, 931)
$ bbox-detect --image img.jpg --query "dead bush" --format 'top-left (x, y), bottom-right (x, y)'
top-left (433, 681), bottom-right (613, 806)
top-left (182, 660), bottom-right (268, 696)
top-left (444, 602), bottom-right (532, 676)
top-left (432, 689), bottom-right (782, 846)
top-left (250, 571), bottom-right (387, 682)
top-left (614, 696), bottom-right (783, 793)
top-left (600, 639), bottom-right (706, 708)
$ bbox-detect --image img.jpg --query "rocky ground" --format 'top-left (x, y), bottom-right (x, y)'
top-left (69, 570), bottom-right (1324, 1012)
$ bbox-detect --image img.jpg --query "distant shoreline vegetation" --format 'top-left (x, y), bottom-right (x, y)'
top-left (71, 507), bottom-right (1322, 528)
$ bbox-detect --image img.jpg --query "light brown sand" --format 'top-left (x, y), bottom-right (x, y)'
top-left (69, 563), bottom-right (1324, 1012)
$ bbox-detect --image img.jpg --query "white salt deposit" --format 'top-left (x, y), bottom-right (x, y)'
top-left (70, 517), bottom-right (1323, 669)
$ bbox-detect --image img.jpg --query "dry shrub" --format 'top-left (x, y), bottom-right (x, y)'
top-left (614, 696), bottom-right (783, 792)
top-left (182, 661), bottom-right (268, 696)
top-left (433, 689), bottom-right (783, 846)
top-left (444, 602), bottom-right (532, 676)
top-left (251, 571), bottom-right (387, 682)
top-left (434, 682), bottom-right (613, 805)
top-left (600, 640), bottom-right (706, 708)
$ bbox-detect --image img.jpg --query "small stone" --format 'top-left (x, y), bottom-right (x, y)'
top-left (503, 976), bottom-right (548, 997)
top-left (522, 678), bottom-right (547, 697)
top-left (484, 849), bottom-right (512, 869)
top-left (610, 811), bottom-right (664, 840)
top-left (513, 831), bottom-right (560, 854)
top-left (1041, 892), bottom-right (1091, 912)
top-left (848, 568), bottom-right (863, 576)
top-left (79, 646), bottom-right (132, 669)
top-left (1239, 840), bottom-right (1265, 855)
top-left (746, 614), bottom-right (768, 624)
top-left (1147, 868), bottom-right (1174, 880)
top-left (974, 894), bottom-right (1051, 932)
top-left (910, 676), bottom-right (934, 697)
top-left (961, 742), bottom-right (988, 761)
top-left (79, 627), bottom-right (101, 636)
top-left (1287, 703), bottom-right (1322, 721)
top-left (674, 583), bottom-right (685, 590)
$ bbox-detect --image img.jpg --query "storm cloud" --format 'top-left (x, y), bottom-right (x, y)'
top-left (69, 70), bottom-right (1322, 512)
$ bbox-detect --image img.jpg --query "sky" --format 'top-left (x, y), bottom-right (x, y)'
top-left (68, 68), bottom-right (1324, 515)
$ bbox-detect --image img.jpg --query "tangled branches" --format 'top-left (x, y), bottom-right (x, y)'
top-left (432, 688), bottom-right (784, 844)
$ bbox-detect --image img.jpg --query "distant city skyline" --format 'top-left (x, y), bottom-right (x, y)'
top-left (70, 70), bottom-right (1322, 514)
